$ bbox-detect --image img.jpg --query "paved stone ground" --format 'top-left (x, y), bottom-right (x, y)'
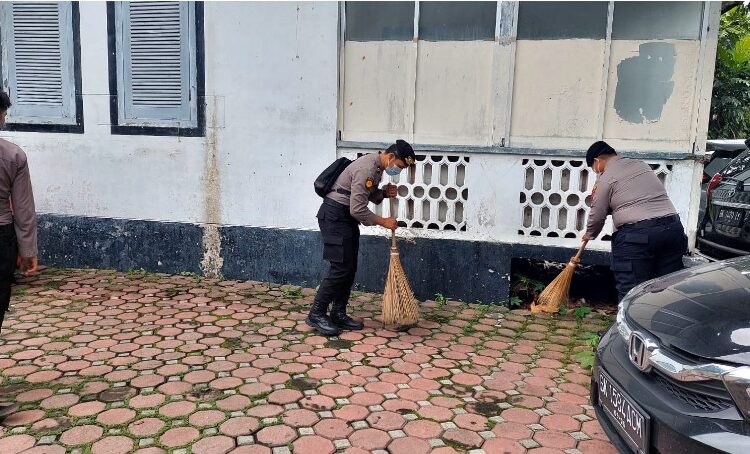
top-left (0, 268), bottom-right (617, 454)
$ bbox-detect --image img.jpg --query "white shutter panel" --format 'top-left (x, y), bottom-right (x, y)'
top-left (0, 2), bottom-right (76, 124)
top-left (115, 1), bottom-right (197, 128)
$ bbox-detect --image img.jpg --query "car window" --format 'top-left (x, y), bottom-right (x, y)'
top-left (711, 148), bottom-right (746, 159)
top-left (705, 157), bottom-right (734, 176)
top-left (720, 149), bottom-right (750, 178)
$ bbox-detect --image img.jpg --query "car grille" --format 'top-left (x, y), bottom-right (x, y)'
top-left (653, 371), bottom-right (733, 412)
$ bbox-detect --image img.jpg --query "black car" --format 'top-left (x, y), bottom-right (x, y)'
top-left (699, 141), bottom-right (750, 259)
top-left (699, 140), bottom-right (749, 223)
top-left (592, 257), bottom-right (750, 454)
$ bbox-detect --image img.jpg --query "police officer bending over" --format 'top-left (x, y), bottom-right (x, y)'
top-left (308, 140), bottom-right (416, 336)
top-left (583, 141), bottom-right (687, 301)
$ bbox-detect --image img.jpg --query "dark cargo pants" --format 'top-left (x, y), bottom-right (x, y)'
top-left (314, 199), bottom-right (360, 307)
top-left (611, 215), bottom-right (688, 301)
top-left (0, 224), bottom-right (17, 332)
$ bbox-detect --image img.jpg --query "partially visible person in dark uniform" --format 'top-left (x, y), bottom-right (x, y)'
top-left (0, 91), bottom-right (38, 417)
top-left (583, 141), bottom-right (687, 301)
top-left (308, 140), bottom-right (416, 336)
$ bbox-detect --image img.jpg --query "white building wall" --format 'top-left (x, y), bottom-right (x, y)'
top-left (207, 2), bottom-right (338, 229)
top-left (2, 1), bottom-right (339, 231)
top-left (0, 1), bottom-right (719, 261)
top-left (11, 2), bottom-right (206, 224)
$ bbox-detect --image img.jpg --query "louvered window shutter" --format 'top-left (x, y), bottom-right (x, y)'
top-left (115, 1), bottom-right (197, 128)
top-left (0, 2), bottom-right (77, 124)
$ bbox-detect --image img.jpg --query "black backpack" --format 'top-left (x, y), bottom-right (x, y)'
top-left (314, 157), bottom-right (353, 198)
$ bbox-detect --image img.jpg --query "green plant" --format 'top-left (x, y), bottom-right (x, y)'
top-left (558, 306), bottom-right (568, 316)
top-left (42, 281), bottom-right (63, 291)
top-left (425, 313), bottom-right (451, 324)
top-left (575, 349), bottom-right (597, 369)
top-left (509, 296), bottom-right (523, 308)
top-left (435, 293), bottom-right (447, 307)
top-left (509, 274), bottom-right (546, 308)
top-left (582, 331), bottom-right (601, 348)
top-left (281, 286), bottom-right (302, 298)
top-left (574, 332), bottom-right (601, 368)
top-left (573, 306), bottom-right (592, 320)
top-left (127, 268), bottom-right (147, 276)
top-left (709, 3), bottom-right (750, 139)
top-left (515, 275), bottom-right (545, 292)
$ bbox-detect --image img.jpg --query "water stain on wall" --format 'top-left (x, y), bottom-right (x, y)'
top-left (614, 42), bottom-right (675, 124)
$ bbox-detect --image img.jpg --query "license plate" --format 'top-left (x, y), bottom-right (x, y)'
top-left (717, 208), bottom-right (744, 227)
top-left (597, 369), bottom-right (650, 454)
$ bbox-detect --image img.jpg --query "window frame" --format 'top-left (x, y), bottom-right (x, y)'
top-left (0, 1), bottom-right (83, 133)
top-left (336, 1), bottom-right (515, 149)
top-left (106, 1), bottom-right (205, 137)
top-left (336, 1), bottom-right (714, 158)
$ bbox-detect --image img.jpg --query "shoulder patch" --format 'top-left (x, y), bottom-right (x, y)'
top-left (365, 178), bottom-right (374, 189)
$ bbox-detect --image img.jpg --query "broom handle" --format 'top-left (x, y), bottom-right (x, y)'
top-left (574, 240), bottom-right (588, 260)
top-left (389, 177), bottom-right (397, 248)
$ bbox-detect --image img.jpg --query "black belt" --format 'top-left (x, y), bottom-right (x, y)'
top-left (334, 188), bottom-right (350, 196)
top-left (621, 214), bottom-right (679, 229)
top-left (323, 198), bottom-right (349, 210)
top-left (322, 198), bottom-right (358, 224)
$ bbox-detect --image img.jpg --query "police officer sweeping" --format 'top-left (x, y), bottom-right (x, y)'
top-left (583, 141), bottom-right (687, 301)
top-left (310, 140), bottom-right (416, 336)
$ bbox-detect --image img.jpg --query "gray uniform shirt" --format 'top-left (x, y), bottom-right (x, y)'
top-left (0, 138), bottom-right (37, 257)
top-left (586, 156), bottom-right (676, 238)
top-left (327, 153), bottom-right (386, 225)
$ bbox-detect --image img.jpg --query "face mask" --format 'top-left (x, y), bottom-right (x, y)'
top-left (385, 166), bottom-right (402, 176)
top-left (384, 156), bottom-right (402, 176)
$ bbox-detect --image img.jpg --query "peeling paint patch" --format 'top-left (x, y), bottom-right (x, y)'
top-left (200, 97), bottom-right (224, 279)
top-left (477, 200), bottom-right (495, 227)
top-left (614, 42), bottom-right (675, 124)
top-left (201, 224), bottom-right (223, 279)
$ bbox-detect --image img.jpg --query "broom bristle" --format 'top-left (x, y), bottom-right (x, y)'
top-left (530, 261), bottom-right (576, 314)
top-left (382, 248), bottom-right (419, 325)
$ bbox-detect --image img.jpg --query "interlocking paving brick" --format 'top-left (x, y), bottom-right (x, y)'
top-left (0, 268), bottom-right (615, 454)
top-left (60, 425), bottom-right (104, 446)
top-left (91, 436), bottom-right (134, 454)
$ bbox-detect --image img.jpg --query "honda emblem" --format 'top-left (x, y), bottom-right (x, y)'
top-left (629, 333), bottom-right (650, 371)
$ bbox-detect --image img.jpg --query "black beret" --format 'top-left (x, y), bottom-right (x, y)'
top-left (395, 139), bottom-right (416, 166)
top-left (586, 141), bottom-right (616, 167)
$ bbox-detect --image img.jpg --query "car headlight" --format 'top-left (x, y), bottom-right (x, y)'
top-left (616, 301), bottom-right (632, 342)
top-left (723, 366), bottom-right (750, 421)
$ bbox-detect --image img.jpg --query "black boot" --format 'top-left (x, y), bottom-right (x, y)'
top-left (306, 300), bottom-right (340, 336)
top-left (330, 300), bottom-right (364, 330)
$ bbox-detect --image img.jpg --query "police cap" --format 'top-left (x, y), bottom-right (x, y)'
top-left (586, 141), bottom-right (616, 167)
top-left (392, 139), bottom-right (416, 167)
